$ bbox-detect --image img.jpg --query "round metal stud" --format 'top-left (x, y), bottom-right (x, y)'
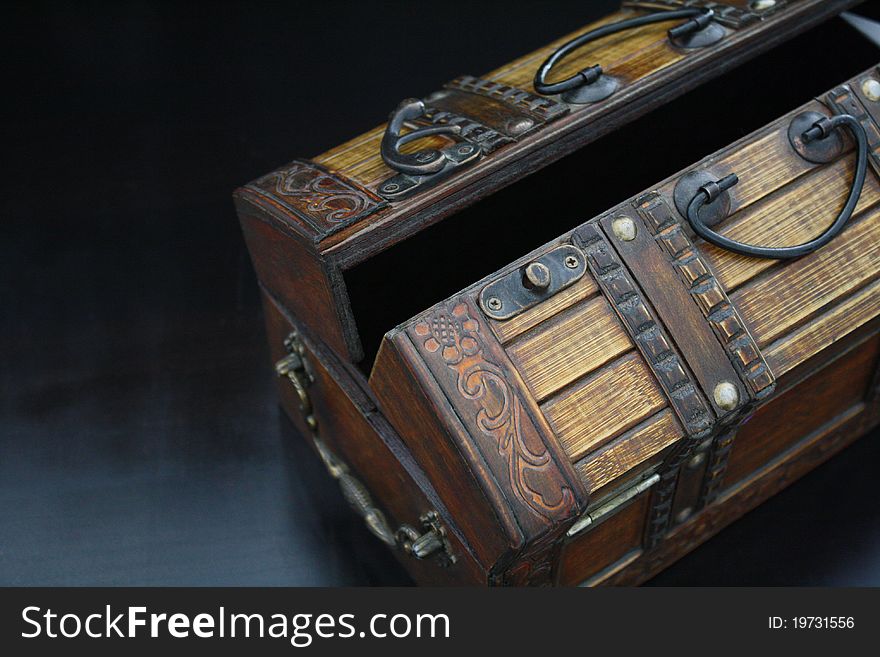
top-left (713, 381), bottom-right (740, 412)
top-left (523, 262), bottom-right (552, 290)
top-left (675, 507), bottom-right (693, 524)
top-left (611, 216), bottom-right (637, 242)
top-left (862, 78), bottom-right (880, 102)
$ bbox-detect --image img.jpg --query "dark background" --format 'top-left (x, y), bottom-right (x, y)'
top-left (2, 0), bottom-right (880, 586)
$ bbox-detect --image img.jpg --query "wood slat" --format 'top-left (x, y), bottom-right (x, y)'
top-left (543, 352), bottom-right (667, 463)
top-left (703, 156), bottom-right (880, 292)
top-left (507, 295), bottom-right (632, 402)
top-left (574, 409), bottom-right (683, 494)
top-left (732, 207), bottom-right (880, 347)
top-left (491, 274), bottom-right (599, 344)
top-left (766, 276), bottom-right (880, 377)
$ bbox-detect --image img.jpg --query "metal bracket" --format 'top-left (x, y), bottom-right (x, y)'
top-left (275, 331), bottom-right (456, 567)
top-left (478, 244), bottom-right (586, 320)
top-left (378, 99), bottom-right (481, 201)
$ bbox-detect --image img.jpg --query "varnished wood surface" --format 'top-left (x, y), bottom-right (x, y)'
top-left (7, 0), bottom-right (880, 588)
top-left (464, 67), bottom-right (880, 497)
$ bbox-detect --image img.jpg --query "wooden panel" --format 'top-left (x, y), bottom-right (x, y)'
top-left (722, 335), bottom-right (880, 487)
top-left (557, 491), bottom-right (649, 586)
top-left (595, 401), bottom-right (878, 586)
top-left (767, 277), bottom-right (880, 377)
top-left (491, 274), bottom-right (599, 344)
top-left (574, 409), bottom-right (683, 494)
top-left (237, 205), bottom-right (355, 360)
top-left (507, 295), bottom-right (632, 402)
top-left (262, 292), bottom-right (487, 585)
top-left (703, 157), bottom-right (880, 292)
top-left (732, 208), bottom-right (880, 347)
top-left (543, 352), bottom-right (667, 462)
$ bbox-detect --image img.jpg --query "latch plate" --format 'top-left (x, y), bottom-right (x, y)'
top-left (478, 244), bottom-right (586, 320)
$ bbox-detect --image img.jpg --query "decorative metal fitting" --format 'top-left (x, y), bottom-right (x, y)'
top-left (713, 381), bottom-right (740, 412)
top-left (862, 78), bottom-right (880, 102)
top-left (480, 244), bottom-right (586, 320)
top-left (274, 331), bottom-right (455, 567)
top-left (378, 98), bottom-right (481, 200)
top-left (685, 113), bottom-right (868, 259)
top-left (534, 8), bottom-right (722, 104)
top-left (611, 215), bottom-right (637, 241)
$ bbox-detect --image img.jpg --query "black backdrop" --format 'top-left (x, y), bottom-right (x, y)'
top-left (2, 0), bottom-right (880, 586)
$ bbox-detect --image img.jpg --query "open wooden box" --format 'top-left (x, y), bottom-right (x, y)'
top-left (236, 4), bottom-right (880, 585)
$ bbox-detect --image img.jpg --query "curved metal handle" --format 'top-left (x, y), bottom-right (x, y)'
top-left (380, 98), bottom-right (463, 175)
top-left (534, 8), bottom-right (715, 97)
top-left (687, 114), bottom-right (868, 259)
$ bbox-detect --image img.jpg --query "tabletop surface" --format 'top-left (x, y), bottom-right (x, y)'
top-left (2, 0), bottom-right (880, 586)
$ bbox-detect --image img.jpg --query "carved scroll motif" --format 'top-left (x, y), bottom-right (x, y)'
top-left (411, 300), bottom-right (577, 530)
top-left (248, 159), bottom-right (387, 235)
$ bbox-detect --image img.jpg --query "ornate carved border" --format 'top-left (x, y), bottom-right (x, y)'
top-left (445, 76), bottom-right (569, 122)
top-left (246, 159), bottom-right (387, 237)
top-left (408, 298), bottom-right (582, 541)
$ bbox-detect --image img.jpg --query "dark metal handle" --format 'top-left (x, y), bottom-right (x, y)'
top-left (687, 114), bottom-right (868, 260)
top-left (380, 98), bottom-right (463, 175)
top-left (534, 8), bottom-right (715, 97)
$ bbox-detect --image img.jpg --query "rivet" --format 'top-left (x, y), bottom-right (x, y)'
top-left (382, 183), bottom-right (399, 193)
top-left (713, 381), bottom-right (740, 411)
top-left (862, 78), bottom-right (880, 102)
top-left (675, 507), bottom-right (693, 524)
top-left (486, 296), bottom-right (503, 311)
top-left (611, 216), bottom-right (637, 242)
top-left (750, 0), bottom-right (776, 10)
top-left (687, 452), bottom-right (706, 469)
top-left (523, 262), bottom-right (552, 290)
top-left (457, 144), bottom-right (474, 155)
top-left (564, 255), bottom-right (579, 269)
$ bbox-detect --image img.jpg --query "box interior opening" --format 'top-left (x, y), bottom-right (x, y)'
top-left (345, 17), bottom-right (880, 375)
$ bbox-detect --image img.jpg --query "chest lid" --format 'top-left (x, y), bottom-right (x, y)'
top-left (234, 0), bottom-right (859, 364)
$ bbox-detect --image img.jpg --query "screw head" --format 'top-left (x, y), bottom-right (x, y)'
top-left (750, 0), bottom-right (776, 10)
top-left (611, 216), bottom-right (637, 242)
top-left (862, 78), bottom-right (880, 102)
top-left (713, 381), bottom-right (740, 411)
top-left (687, 452), bottom-right (706, 470)
top-left (675, 507), bottom-right (693, 524)
top-left (523, 262), bottom-right (552, 290)
top-left (382, 182), bottom-right (400, 193)
top-left (564, 255), bottom-right (580, 269)
top-left (415, 150), bottom-right (439, 163)
top-left (486, 296), bottom-right (503, 311)
top-left (457, 144), bottom-right (474, 155)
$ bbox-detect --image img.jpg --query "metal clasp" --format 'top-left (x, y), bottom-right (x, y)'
top-left (274, 331), bottom-right (455, 566)
top-left (378, 98), bottom-right (481, 200)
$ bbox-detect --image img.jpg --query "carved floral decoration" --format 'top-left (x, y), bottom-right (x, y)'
top-left (414, 302), bottom-right (574, 522)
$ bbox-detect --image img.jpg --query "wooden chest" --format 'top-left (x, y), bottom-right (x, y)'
top-left (234, 1), bottom-right (880, 585)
